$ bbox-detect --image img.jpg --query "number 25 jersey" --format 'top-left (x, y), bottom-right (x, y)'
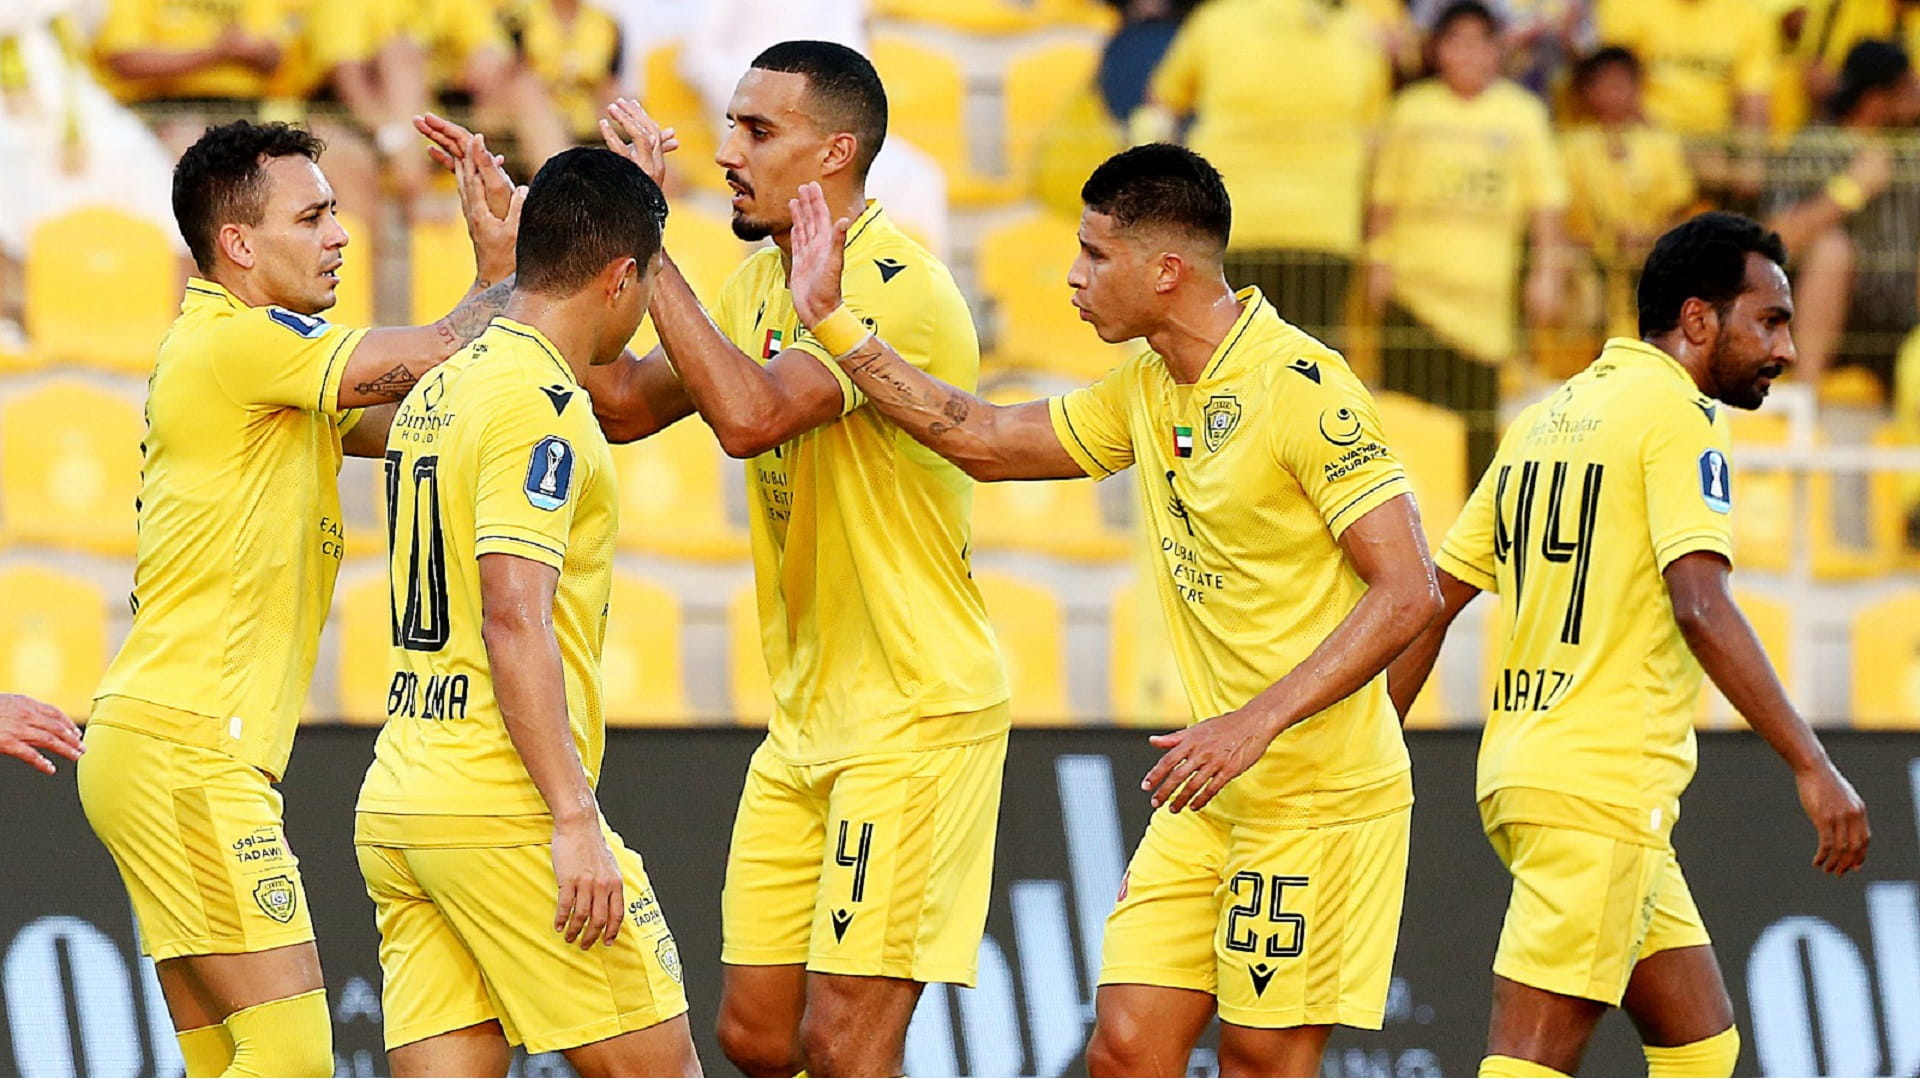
top-left (1437, 338), bottom-right (1735, 818)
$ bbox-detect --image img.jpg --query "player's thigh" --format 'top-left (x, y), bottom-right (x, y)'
top-left (722, 741), bottom-right (829, 968)
top-left (409, 835), bottom-right (690, 1056)
top-left (809, 731), bottom-right (1006, 985)
top-left (1099, 805), bottom-right (1227, 998)
top-left (386, 1020), bottom-right (512, 1079)
top-left (562, 1011), bottom-right (702, 1078)
top-left (357, 843), bottom-right (499, 1054)
top-left (77, 723), bottom-right (315, 969)
top-left (1485, 818), bottom-right (1665, 1008)
top-left (1624, 853), bottom-right (1733, 1046)
top-left (1213, 807), bottom-right (1410, 1032)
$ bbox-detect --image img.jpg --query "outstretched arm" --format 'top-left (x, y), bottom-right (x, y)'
top-left (1386, 568), bottom-right (1481, 721)
top-left (786, 182), bottom-right (1087, 481)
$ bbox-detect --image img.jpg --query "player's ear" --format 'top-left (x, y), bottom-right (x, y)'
top-left (819, 131), bottom-right (859, 179)
top-left (1678, 295), bottom-right (1718, 347)
top-left (606, 257), bottom-right (640, 303)
top-left (218, 222), bottom-right (255, 271)
top-left (1153, 251), bottom-right (1183, 295)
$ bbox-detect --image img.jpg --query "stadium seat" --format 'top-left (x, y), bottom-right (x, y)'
top-left (1374, 392), bottom-right (1466, 542)
top-left (727, 581), bottom-right (773, 725)
top-left (1726, 411), bottom-right (1792, 573)
top-left (975, 568), bottom-right (1073, 724)
top-left (869, 0), bottom-right (1039, 32)
top-left (1696, 589), bottom-right (1793, 728)
top-left (1107, 581), bottom-right (1187, 728)
top-left (610, 417), bottom-right (749, 560)
top-left (642, 43), bottom-right (724, 195)
top-left (1850, 588), bottom-right (1920, 728)
top-left (868, 34), bottom-right (1008, 205)
top-left (336, 573), bottom-right (392, 724)
top-left (0, 563), bottom-right (110, 717)
top-left (1002, 40), bottom-right (1102, 192)
top-left (0, 379), bottom-right (143, 555)
top-left (602, 572), bottom-right (692, 725)
top-left (25, 207), bottom-right (178, 374)
top-left (330, 210), bottom-right (375, 329)
top-left (972, 477), bottom-right (1128, 560)
top-left (976, 211), bottom-right (1133, 380)
top-left (1726, 411), bottom-right (1899, 578)
top-left (626, 204), bottom-right (748, 356)
top-left (409, 215), bottom-right (477, 325)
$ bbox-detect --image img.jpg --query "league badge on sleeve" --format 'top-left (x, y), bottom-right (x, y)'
top-left (525, 435), bottom-right (575, 510)
top-left (266, 307), bottom-right (329, 338)
top-left (1698, 448), bottom-right (1732, 513)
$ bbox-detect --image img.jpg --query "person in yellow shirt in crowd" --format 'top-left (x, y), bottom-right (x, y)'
top-left (1560, 46), bottom-right (1697, 341)
top-left (507, 0), bottom-right (624, 151)
top-left (1136, 0), bottom-right (1391, 348)
top-left (92, 0), bottom-right (285, 153)
top-left (75, 117), bottom-right (519, 1077)
top-left (1766, 39), bottom-right (1920, 398)
top-left (1389, 212), bottom-right (1869, 1079)
top-left (387, 0), bottom-right (568, 173)
top-left (1367, 0), bottom-right (1568, 487)
top-left (784, 142), bottom-right (1441, 1077)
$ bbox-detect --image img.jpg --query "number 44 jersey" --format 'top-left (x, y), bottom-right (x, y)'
top-left (357, 320), bottom-right (617, 843)
top-left (1437, 338), bottom-right (1734, 825)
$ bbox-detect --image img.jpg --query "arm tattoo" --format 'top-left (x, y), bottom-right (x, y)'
top-left (354, 364), bottom-right (419, 402)
top-left (436, 277), bottom-right (514, 350)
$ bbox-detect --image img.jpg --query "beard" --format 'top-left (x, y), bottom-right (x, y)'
top-left (1707, 334), bottom-right (1770, 410)
top-left (731, 209), bottom-right (774, 242)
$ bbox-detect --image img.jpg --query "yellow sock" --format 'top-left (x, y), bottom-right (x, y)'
top-left (221, 988), bottom-right (332, 1077)
top-left (1645, 1026), bottom-right (1740, 1078)
top-left (1479, 1054), bottom-right (1570, 1078)
top-left (176, 1024), bottom-right (234, 1078)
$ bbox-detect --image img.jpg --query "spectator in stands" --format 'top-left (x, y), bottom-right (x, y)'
top-left (0, 693), bottom-right (82, 775)
top-left (1136, 0), bottom-right (1392, 348)
top-left (508, 0), bottom-right (624, 151)
top-left (1410, 0), bottom-right (1595, 96)
top-left (389, 0), bottom-right (569, 174)
top-left (1561, 46), bottom-right (1697, 340)
top-left (1766, 39), bottom-right (1920, 399)
top-left (1094, 0), bottom-right (1195, 123)
top-left (91, 0), bottom-right (285, 154)
top-left (1367, 0), bottom-right (1567, 486)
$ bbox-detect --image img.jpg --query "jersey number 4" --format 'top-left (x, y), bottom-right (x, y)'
top-left (1492, 461), bottom-right (1604, 646)
top-left (385, 451), bottom-right (450, 651)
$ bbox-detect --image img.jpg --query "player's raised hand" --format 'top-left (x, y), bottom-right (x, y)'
top-left (1796, 760), bottom-right (1869, 876)
top-left (452, 132), bottom-right (525, 284)
top-left (552, 817), bottom-right (624, 950)
top-left (600, 98), bottom-right (679, 188)
top-left (0, 693), bottom-right (83, 775)
top-left (787, 182), bottom-right (851, 328)
top-left (1141, 708), bottom-right (1276, 814)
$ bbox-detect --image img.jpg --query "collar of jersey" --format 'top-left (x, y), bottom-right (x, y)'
top-left (844, 199), bottom-right (886, 251)
top-left (1597, 336), bottom-right (1697, 391)
top-left (1193, 286), bottom-right (1269, 383)
top-left (183, 277), bottom-right (241, 311)
top-left (488, 317), bottom-right (578, 387)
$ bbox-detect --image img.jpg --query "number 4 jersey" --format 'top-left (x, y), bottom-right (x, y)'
top-left (356, 319), bottom-right (617, 844)
top-left (1437, 337), bottom-right (1734, 825)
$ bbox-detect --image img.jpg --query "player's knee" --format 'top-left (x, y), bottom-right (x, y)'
top-left (222, 989), bottom-right (333, 1077)
top-left (1085, 1014), bottom-right (1156, 1077)
top-left (1644, 1025), bottom-right (1739, 1079)
top-left (716, 1007), bottom-right (800, 1077)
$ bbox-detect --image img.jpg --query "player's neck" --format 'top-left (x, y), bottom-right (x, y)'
top-left (1642, 332), bottom-right (1714, 396)
top-left (209, 268), bottom-right (281, 312)
top-left (503, 290), bottom-right (598, 384)
top-left (776, 186), bottom-right (867, 263)
top-left (1151, 284), bottom-right (1246, 385)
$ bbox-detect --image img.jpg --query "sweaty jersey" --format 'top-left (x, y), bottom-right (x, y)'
top-left (710, 201), bottom-right (1008, 764)
top-left (94, 278), bottom-right (366, 780)
top-left (356, 320), bottom-right (616, 843)
top-left (1049, 289), bottom-right (1414, 827)
top-left (1437, 338), bottom-right (1734, 834)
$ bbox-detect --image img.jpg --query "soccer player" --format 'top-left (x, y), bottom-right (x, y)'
top-left (354, 147), bottom-right (699, 1078)
top-left (76, 118), bottom-right (519, 1077)
top-left (783, 144), bottom-right (1442, 1077)
top-left (1387, 212), bottom-right (1871, 1079)
top-left (0, 693), bottom-right (82, 774)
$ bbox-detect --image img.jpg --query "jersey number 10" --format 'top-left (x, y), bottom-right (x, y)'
top-left (385, 451), bottom-right (450, 651)
top-left (1492, 460), bottom-right (1605, 646)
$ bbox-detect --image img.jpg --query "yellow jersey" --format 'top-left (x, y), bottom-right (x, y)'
top-left (1370, 78), bottom-right (1567, 361)
top-left (1149, 0), bottom-right (1390, 255)
top-left (93, 279), bottom-right (367, 780)
top-left (93, 0), bottom-right (287, 102)
top-left (355, 320), bottom-right (617, 843)
top-left (710, 201), bottom-right (1008, 765)
top-left (392, 0), bottom-right (508, 92)
top-left (264, 0), bottom-right (389, 101)
top-left (1560, 123), bottom-right (1697, 336)
top-left (1048, 289), bottom-right (1414, 827)
top-left (509, 0), bottom-right (621, 139)
top-left (1437, 339), bottom-right (1734, 834)
top-left (1596, 0), bottom-right (1775, 135)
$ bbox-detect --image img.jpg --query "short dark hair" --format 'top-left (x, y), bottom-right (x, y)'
top-left (515, 148), bottom-right (669, 295)
top-left (751, 40), bottom-right (888, 179)
top-left (1080, 144), bottom-right (1232, 253)
top-left (1574, 45), bottom-right (1642, 90)
top-left (1637, 212), bottom-right (1788, 336)
top-left (1831, 39), bottom-right (1911, 120)
top-left (1432, 0), bottom-right (1501, 38)
top-left (172, 120), bottom-right (326, 273)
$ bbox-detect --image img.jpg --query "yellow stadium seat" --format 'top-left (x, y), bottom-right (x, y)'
top-left (1003, 40), bottom-right (1102, 192)
top-left (0, 379), bottom-right (143, 555)
top-left (972, 477), bottom-right (1128, 560)
top-left (330, 211), bottom-right (375, 329)
top-left (1727, 411), bottom-right (1791, 573)
top-left (1727, 412), bottom-right (1899, 578)
top-left (1851, 588), bottom-right (1920, 728)
top-left (728, 581), bottom-right (773, 725)
top-left (0, 563), bottom-right (110, 717)
top-left (602, 572), bottom-right (692, 725)
top-left (976, 211), bottom-right (1133, 380)
top-left (1107, 581), bottom-right (1187, 729)
top-left (26, 207), bottom-right (178, 373)
top-left (409, 215), bottom-right (477, 324)
top-left (869, 0), bottom-right (1039, 32)
top-left (1696, 589), bottom-right (1793, 728)
top-left (642, 43), bottom-right (724, 195)
top-left (610, 418), bottom-right (749, 560)
top-left (869, 34), bottom-right (1008, 205)
top-left (1374, 392), bottom-right (1466, 542)
top-left (336, 573), bottom-right (392, 724)
top-left (975, 568), bottom-right (1073, 724)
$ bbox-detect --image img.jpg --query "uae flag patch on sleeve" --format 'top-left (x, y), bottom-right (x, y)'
top-left (762, 328), bottom-right (784, 359)
top-left (1173, 425), bottom-right (1194, 458)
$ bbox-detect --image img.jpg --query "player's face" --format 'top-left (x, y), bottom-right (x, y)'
top-left (244, 156), bottom-right (348, 316)
top-left (1068, 210), bottom-right (1159, 343)
top-left (1707, 254), bottom-right (1796, 410)
top-left (718, 69), bottom-right (827, 242)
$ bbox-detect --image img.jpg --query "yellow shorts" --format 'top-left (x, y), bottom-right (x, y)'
top-left (77, 723), bottom-right (313, 961)
top-left (356, 829), bottom-right (688, 1055)
top-left (1482, 794), bottom-right (1711, 1006)
top-left (720, 727), bottom-right (1007, 986)
top-left (1100, 803), bottom-right (1411, 1030)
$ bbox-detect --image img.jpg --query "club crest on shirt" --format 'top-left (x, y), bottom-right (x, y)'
top-left (253, 875), bottom-right (298, 924)
top-left (1204, 394), bottom-right (1241, 452)
top-left (266, 307), bottom-right (328, 338)
top-left (524, 435), bottom-right (575, 511)
top-left (1698, 448), bottom-right (1732, 513)
top-left (656, 936), bottom-right (684, 984)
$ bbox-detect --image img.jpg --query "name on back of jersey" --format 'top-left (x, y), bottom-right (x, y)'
top-left (387, 670), bottom-right (471, 720)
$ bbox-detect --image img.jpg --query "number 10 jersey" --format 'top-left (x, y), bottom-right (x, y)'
top-left (1437, 337), bottom-right (1735, 822)
top-left (356, 319), bottom-right (617, 842)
